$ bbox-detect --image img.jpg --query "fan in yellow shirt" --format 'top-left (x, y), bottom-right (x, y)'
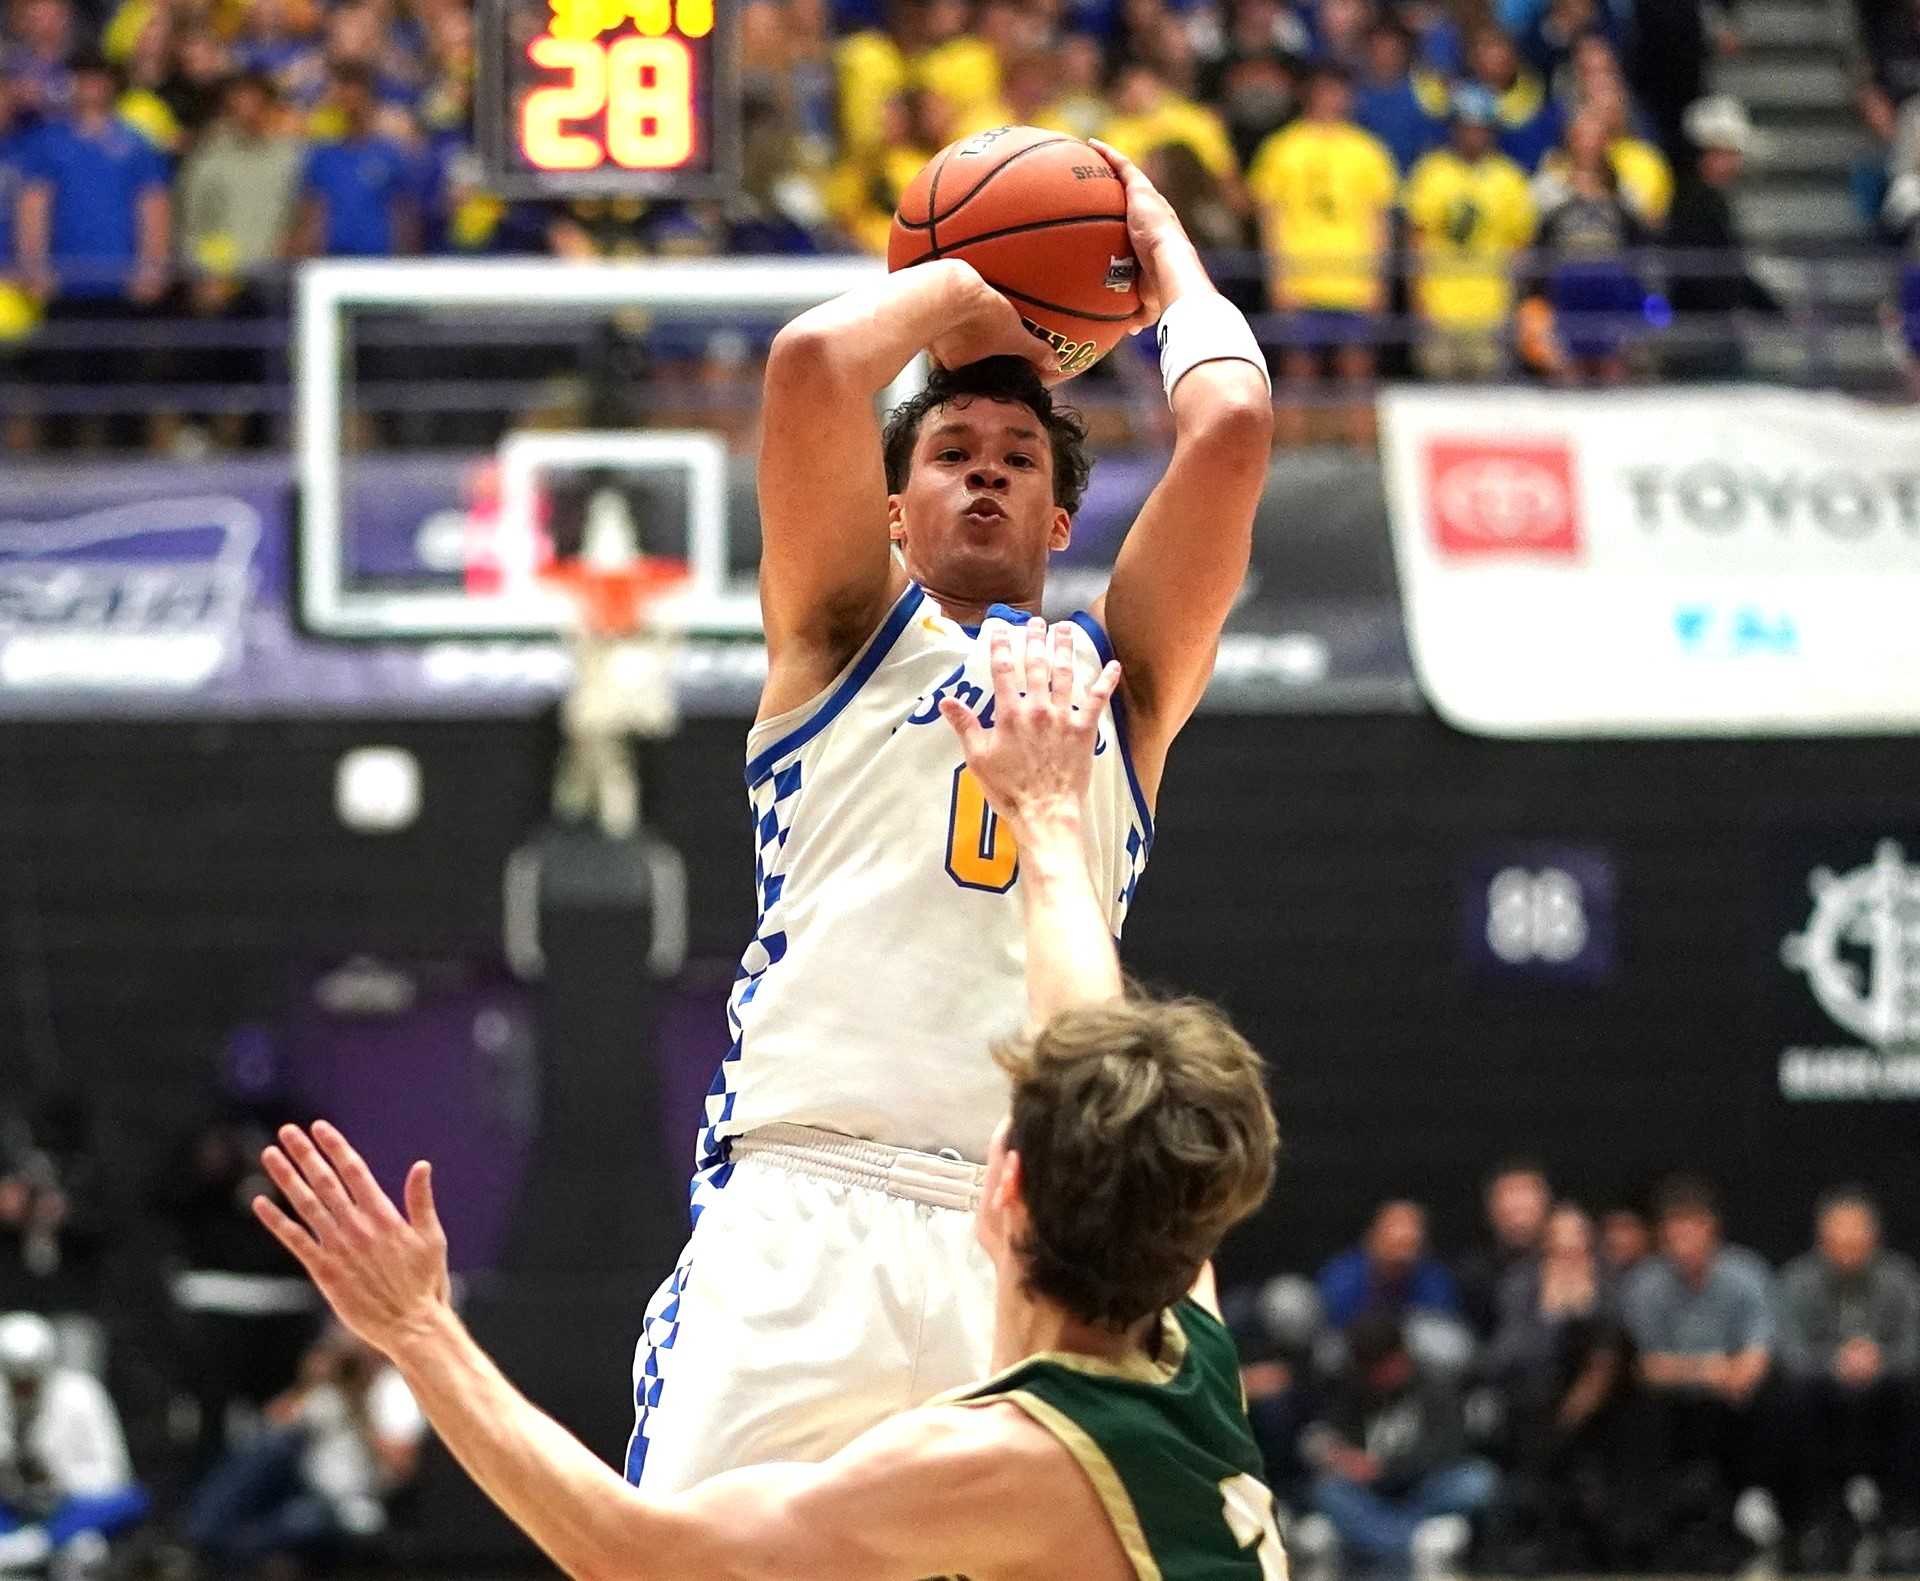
top-left (1099, 59), bottom-right (1240, 186)
top-left (1246, 67), bottom-right (1397, 445)
top-left (835, 0), bottom-right (1007, 154)
top-left (825, 89), bottom-right (945, 254)
top-left (1402, 86), bottom-right (1536, 379)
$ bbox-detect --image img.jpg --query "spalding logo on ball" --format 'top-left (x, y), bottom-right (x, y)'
top-left (888, 126), bottom-right (1139, 378)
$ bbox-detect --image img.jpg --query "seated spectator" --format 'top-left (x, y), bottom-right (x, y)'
top-left (1455, 1157), bottom-right (1552, 1340)
top-left (0, 1095), bottom-right (108, 1370)
top-left (1099, 55), bottom-right (1240, 190)
top-left (1295, 1312), bottom-right (1498, 1575)
top-left (1352, 19), bottom-right (1443, 173)
top-left (1774, 1187), bottom-right (1920, 1571)
top-left (0, 1312), bottom-right (148, 1576)
top-left (13, 46), bottom-right (171, 446)
top-left (1600, 1203), bottom-right (1651, 1277)
top-left (0, 0), bottom-right (74, 127)
top-left (1225, 1274), bottom-right (1328, 1506)
top-left (1523, 110), bottom-right (1652, 386)
top-left (1247, 64), bottom-right (1397, 446)
top-left (1663, 95), bottom-right (1780, 380)
top-left (295, 64), bottom-right (420, 258)
top-left (1483, 1204), bottom-right (1630, 1572)
top-left (1618, 1174), bottom-right (1778, 1568)
top-left (154, 1105), bottom-right (318, 1468)
top-left (1318, 1199), bottom-right (1463, 1330)
top-left (1464, 24), bottom-right (1562, 172)
top-left (184, 1326), bottom-right (426, 1571)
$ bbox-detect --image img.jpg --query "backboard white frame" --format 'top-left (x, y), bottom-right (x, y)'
top-left (294, 257), bottom-right (912, 638)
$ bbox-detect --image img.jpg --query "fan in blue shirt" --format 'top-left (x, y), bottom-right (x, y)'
top-left (1353, 21), bottom-right (1445, 172)
top-left (1319, 1201), bottom-right (1465, 1331)
top-left (15, 54), bottom-right (171, 300)
top-left (299, 67), bottom-right (420, 256)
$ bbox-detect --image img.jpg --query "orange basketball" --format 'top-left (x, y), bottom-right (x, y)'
top-left (888, 125), bottom-right (1139, 379)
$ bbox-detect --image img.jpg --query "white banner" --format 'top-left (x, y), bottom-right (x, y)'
top-left (1378, 385), bottom-right (1920, 736)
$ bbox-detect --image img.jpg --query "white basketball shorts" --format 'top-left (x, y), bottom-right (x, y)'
top-left (623, 1123), bottom-right (996, 1492)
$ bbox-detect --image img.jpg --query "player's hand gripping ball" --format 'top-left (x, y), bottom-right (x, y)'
top-left (889, 125), bottom-right (1140, 379)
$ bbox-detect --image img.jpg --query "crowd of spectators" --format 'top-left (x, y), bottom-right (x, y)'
top-left (0, 0), bottom-right (1827, 451)
top-left (2, 1098), bottom-right (427, 1579)
top-left (1227, 1165), bottom-right (1920, 1577)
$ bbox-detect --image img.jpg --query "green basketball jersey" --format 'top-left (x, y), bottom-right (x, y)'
top-left (947, 1299), bottom-right (1288, 1581)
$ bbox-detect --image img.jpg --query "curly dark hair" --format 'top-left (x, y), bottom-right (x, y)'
top-left (993, 993), bottom-right (1279, 1332)
top-left (881, 357), bottom-right (1093, 515)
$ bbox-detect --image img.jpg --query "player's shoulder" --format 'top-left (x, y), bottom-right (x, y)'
top-left (815, 1401), bottom-right (1121, 1580)
top-left (835, 1398), bottom-right (1064, 1489)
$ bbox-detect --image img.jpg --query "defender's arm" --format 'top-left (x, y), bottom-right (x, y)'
top-left (254, 1123), bottom-right (1086, 1581)
top-left (942, 619), bottom-right (1125, 1027)
top-left (757, 260), bottom-right (1048, 713)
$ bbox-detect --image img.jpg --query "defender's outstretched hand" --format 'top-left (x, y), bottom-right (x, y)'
top-left (254, 1121), bottom-right (453, 1357)
top-left (940, 617), bottom-right (1121, 838)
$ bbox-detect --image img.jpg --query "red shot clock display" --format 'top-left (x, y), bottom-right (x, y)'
top-left (478, 0), bottom-right (738, 196)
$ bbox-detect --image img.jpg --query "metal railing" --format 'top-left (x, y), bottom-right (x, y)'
top-left (1, 244), bottom-right (1912, 451)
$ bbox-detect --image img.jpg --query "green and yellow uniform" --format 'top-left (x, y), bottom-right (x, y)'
top-left (948, 1300), bottom-right (1286, 1580)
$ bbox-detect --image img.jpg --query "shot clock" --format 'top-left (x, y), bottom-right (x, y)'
top-left (478, 0), bottom-right (739, 196)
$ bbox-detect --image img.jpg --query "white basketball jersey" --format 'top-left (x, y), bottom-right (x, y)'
top-left (696, 580), bottom-right (1154, 1171)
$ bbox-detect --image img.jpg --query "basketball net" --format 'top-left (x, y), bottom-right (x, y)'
top-left (542, 489), bottom-right (690, 839)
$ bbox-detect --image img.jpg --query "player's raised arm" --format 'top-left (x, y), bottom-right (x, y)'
top-left (1087, 141), bottom-right (1273, 796)
top-left (942, 618), bottom-right (1125, 1025)
top-left (251, 1121), bottom-right (1088, 1581)
top-left (757, 260), bottom-right (1054, 711)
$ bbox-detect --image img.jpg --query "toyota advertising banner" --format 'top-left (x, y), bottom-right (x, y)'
top-left (1378, 386), bottom-right (1920, 737)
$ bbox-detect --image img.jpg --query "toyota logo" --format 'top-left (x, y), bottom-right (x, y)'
top-left (1436, 458), bottom-right (1571, 543)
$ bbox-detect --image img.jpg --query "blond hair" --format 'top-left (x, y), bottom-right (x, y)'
top-left (993, 993), bottom-right (1279, 1330)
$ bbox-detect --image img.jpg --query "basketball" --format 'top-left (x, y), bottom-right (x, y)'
top-left (888, 125), bottom-right (1139, 379)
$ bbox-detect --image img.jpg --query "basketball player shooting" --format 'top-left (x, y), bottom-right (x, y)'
top-left (254, 618), bottom-right (1286, 1580)
top-left (615, 137), bottom-right (1275, 1494)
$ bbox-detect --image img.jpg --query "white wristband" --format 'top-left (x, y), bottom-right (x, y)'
top-left (1156, 293), bottom-right (1271, 404)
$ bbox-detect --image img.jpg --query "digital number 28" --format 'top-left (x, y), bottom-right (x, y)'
top-left (522, 36), bottom-right (692, 172)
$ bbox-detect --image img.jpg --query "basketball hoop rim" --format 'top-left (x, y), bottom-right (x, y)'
top-left (539, 554), bottom-right (694, 639)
